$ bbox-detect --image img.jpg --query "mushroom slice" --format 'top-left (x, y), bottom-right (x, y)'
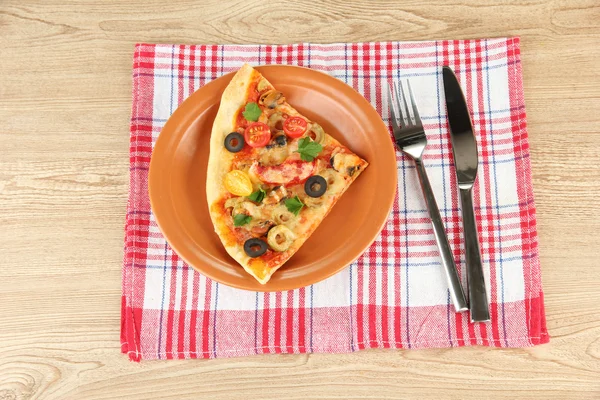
top-left (256, 78), bottom-right (270, 92)
top-left (330, 149), bottom-right (363, 177)
top-left (251, 220), bottom-right (275, 237)
top-left (264, 186), bottom-right (288, 205)
top-left (259, 90), bottom-right (284, 109)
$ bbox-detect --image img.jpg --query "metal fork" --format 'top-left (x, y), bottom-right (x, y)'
top-left (387, 80), bottom-right (468, 313)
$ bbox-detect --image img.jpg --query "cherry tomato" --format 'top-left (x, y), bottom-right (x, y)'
top-left (224, 170), bottom-right (253, 196)
top-left (244, 122), bottom-right (271, 148)
top-left (283, 116), bottom-right (307, 138)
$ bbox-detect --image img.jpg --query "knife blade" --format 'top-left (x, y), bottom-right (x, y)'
top-left (442, 66), bottom-right (490, 323)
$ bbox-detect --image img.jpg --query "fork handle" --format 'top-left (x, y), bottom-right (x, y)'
top-left (460, 187), bottom-right (491, 322)
top-left (414, 158), bottom-right (468, 313)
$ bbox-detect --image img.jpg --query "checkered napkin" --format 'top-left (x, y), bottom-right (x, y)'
top-left (121, 37), bottom-right (548, 361)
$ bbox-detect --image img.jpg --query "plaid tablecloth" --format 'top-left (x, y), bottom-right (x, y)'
top-left (121, 37), bottom-right (548, 361)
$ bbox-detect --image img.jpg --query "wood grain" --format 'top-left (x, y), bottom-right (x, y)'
top-left (1, 0), bottom-right (599, 398)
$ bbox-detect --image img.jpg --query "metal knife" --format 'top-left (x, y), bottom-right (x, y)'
top-left (442, 66), bottom-right (490, 323)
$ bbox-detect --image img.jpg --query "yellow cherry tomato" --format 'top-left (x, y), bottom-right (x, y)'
top-left (224, 170), bottom-right (253, 196)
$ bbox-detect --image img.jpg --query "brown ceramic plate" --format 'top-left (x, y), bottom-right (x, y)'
top-left (149, 65), bottom-right (397, 292)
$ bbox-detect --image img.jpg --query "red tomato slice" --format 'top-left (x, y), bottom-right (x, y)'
top-left (283, 116), bottom-right (307, 138)
top-left (244, 122), bottom-right (271, 148)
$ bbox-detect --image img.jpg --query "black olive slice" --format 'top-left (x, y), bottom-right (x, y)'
top-left (304, 175), bottom-right (327, 198)
top-left (275, 134), bottom-right (287, 146)
top-left (244, 238), bottom-right (268, 258)
top-left (224, 132), bottom-right (244, 153)
top-left (266, 134), bottom-right (287, 149)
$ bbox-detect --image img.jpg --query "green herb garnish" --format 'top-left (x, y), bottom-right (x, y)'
top-left (247, 188), bottom-right (266, 203)
top-left (242, 102), bottom-right (261, 122)
top-left (285, 196), bottom-right (304, 216)
top-left (233, 213), bottom-right (252, 227)
top-left (295, 137), bottom-right (323, 162)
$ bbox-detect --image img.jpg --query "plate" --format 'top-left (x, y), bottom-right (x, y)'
top-left (149, 65), bottom-right (397, 291)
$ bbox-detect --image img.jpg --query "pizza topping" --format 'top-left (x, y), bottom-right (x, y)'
top-left (331, 149), bottom-right (363, 176)
top-left (233, 213), bottom-right (252, 227)
top-left (256, 78), bottom-right (270, 92)
top-left (251, 219), bottom-right (275, 236)
top-left (296, 137), bottom-right (323, 162)
top-left (320, 169), bottom-right (345, 193)
top-left (242, 102), bottom-right (262, 122)
top-left (224, 170), bottom-right (254, 196)
top-left (268, 112), bottom-right (285, 130)
top-left (267, 225), bottom-right (296, 252)
top-left (307, 123), bottom-right (325, 144)
top-left (303, 196), bottom-right (325, 208)
top-left (244, 238), bottom-right (268, 258)
top-left (247, 188), bottom-right (266, 203)
top-left (276, 134), bottom-right (288, 145)
top-left (264, 186), bottom-right (287, 205)
top-left (225, 198), bottom-right (259, 218)
top-left (259, 90), bottom-right (284, 109)
top-left (244, 122), bottom-right (271, 148)
top-left (275, 134), bottom-right (288, 146)
top-left (347, 165), bottom-right (359, 176)
top-left (249, 160), bottom-right (315, 185)
top-left (266, 133), bottom-right (287, 148)
top-left (224, 197), bottom-right (239, 212)
top-left (285, 195), bottom-right (304, 216)
top-left (304, 175), bottom-right (328, 198)
top-left (283, 116), bottom-right (307, 138)
top-left (259, 145), bottom-right (289, 165)
top-left (273, 205), bottom-right (295, 225)
top-left (224, 132), bottom-right (245, 153)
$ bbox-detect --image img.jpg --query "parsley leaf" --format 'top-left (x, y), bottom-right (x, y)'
top-left (285, 196), bottom-right (304, 216)
top-left (233, 213), bottom-right (252, 227)
top-left (242, 102), bottom-right (261, 121)
top-left (247, 188), bottom-right (266, 203)
top-left (295, 137), bottom-right (323, 162)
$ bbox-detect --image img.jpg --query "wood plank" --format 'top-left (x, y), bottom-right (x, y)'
top-left (1, 0), bottom-right (599, 398)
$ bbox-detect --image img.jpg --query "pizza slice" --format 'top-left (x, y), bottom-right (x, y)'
top-left (206, 64), bottom-right (368, 284)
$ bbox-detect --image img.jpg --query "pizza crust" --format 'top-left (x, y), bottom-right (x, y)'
top-left (207, 64), bottom-right (275, 284)
top-left (207, 64), bottom-right (253, 206)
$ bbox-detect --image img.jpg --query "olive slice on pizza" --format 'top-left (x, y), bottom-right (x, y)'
top-left (206, 64), bottom-right (368, 284)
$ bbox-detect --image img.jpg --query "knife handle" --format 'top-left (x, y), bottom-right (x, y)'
top-left (414, 158), bottom-right (468, 313)
top-left (459, 187), bottom-right (491, 322)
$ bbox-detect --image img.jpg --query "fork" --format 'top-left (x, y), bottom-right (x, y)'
top-left (387, 80), bottom-right (468, 313)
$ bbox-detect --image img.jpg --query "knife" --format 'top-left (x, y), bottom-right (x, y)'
top-left (442, 66), bottom-right (490, 323)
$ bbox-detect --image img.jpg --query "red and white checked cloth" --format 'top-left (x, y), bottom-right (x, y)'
top-left (121, 37), bottom-right (549, 361)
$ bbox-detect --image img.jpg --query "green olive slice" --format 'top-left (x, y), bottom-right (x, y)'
top-left (267, 225), bottom-right (296, 252)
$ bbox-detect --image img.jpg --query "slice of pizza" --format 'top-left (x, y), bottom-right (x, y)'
top-left (206, 64), bottom-right (368, 284)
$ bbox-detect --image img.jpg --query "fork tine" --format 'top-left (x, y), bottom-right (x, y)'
top-left (386, 82), bottom-right (400, 132)
top-left (396, 80), bottom-right (411, 126)
top-left (406, 80), bottom-right (422, 127)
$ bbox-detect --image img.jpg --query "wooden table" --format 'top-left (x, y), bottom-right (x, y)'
top-left (1, 1), bottom-right (599, 398)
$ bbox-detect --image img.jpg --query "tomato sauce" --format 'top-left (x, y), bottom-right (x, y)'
top-left (236, 110), bottom-right (249, 130)
top-left (247, 79), bottom-right (260, 103)
top-left (316, 147), bottom-right (334, 164)
top-left (211, 198), bottom-right (237, 246)
top-left (260, 249), bottom-right (288, 267)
